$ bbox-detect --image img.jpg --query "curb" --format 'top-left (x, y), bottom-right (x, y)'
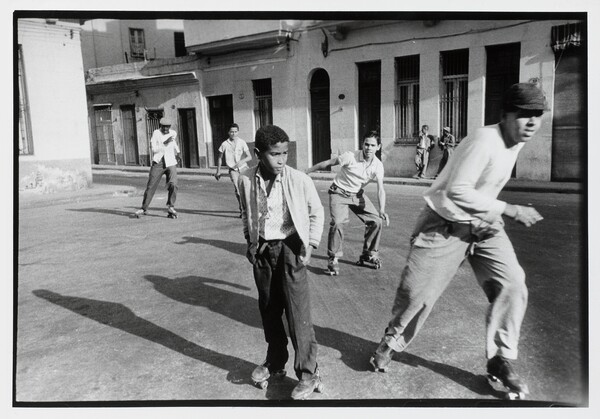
top-left (18, 186), bottom-right (139, 209)
top-left (92, 166), bottom-right (583, 195)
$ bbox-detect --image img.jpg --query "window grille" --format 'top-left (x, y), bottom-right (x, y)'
top-left (394, 55), bottom-right (420, 143)
top-left (440, 49), bottom-right (469, 140)
top-left (129, 28), bottom-right (145, 59)
top-left (253, 79), bottom-right (273, 129)
top-left (18, 44), bottom-right (34, 155)
top-left (146, 109), bottom-right (164, 140)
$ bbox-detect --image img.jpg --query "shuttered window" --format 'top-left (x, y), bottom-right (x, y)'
top-left (440, 49), bottom-right (469, 140)
top-left (253, 78), bottom-right (273, 129)
top-left (129, 28), bottom-right (145, 59)
top-left (394, 55), bottom-right (420, 143)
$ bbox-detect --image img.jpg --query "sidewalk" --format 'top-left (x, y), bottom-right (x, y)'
top-left (18, 183), bottom-right (139, 209)
top-left (92, 164), bottom-right (584, 194)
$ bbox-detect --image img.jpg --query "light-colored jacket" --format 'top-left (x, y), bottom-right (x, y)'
top-left (239, 165), bottom-right (324, 250)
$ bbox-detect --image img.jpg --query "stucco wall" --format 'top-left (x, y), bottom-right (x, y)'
top-left (18, 19), bottom-right (92, 188)
top-left (81, 19), bottom-right (185, 71)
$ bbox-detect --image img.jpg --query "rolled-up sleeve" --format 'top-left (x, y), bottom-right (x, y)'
top-left (305, 177), bottom-right (324, 248)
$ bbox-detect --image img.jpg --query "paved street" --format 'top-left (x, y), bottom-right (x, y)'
top-left (16, 172), bottom-right (586, 406)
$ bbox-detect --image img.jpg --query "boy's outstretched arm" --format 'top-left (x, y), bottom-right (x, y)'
top-left (306, 157), bottom-right (338, 174)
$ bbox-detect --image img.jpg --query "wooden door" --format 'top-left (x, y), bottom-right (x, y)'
top-left (178, 108), bottom-right (200, 168)
top-left (208, 95), bottom-right (233, 166)
top-left (94, 106), bottom-right (115, 165)
top-left (358, 61), bottom-right (381, 158)
top-left (310, 69), bottom-right (331, 167)
top-left (485, 43), bottom-right (521, 126)
top-left (552, 47), bottom-right (584, 181)
top-left (121, 105), bottom-right (139, 165)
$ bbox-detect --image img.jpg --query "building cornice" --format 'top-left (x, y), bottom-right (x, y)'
top-left (86, 72), bottom-right (198, 95)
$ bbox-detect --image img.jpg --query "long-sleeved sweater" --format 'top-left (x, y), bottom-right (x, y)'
top-left (423, 124), bottom-right (524, 224)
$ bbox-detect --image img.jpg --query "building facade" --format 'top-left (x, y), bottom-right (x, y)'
top-left (18, 18), bottom-right (93, 192)
top-left (85, 18), bottom-right (585, 181)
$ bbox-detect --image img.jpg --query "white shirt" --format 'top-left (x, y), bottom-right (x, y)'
top-left (423, 124), bottom-right (524, 224)
top-left (150, 129), bottom-right (179, 167)
top-left (333, 150), bottom-right (384, 193)
top-left (256, 168), bottom-right (296, 240)
top-left (218, 138), bottom-right (250, 170)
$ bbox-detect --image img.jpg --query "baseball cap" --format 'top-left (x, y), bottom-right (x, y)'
top-left (159, 117), bottom-right (172, 126)
top-left (443, 127), bottom-right (451, 132)
top-left (503, 83), bottom-right (547, 111)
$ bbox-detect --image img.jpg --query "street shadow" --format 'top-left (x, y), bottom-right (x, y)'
top-left (67, 207), bottom-right (164, 219)
top-left (31, 289), bottom-right (297, 400)
top-left (394, 352), bottom-right (500, 397)
top-left (143, 273), bottom-right (494, 396)
top-left (175, 237), bottom-right (246, 256)
top-left (175, 208), bottom-right (240, 219)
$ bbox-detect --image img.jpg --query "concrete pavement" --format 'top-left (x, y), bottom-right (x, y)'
top-left (16, 173), bottom-right (586, 406)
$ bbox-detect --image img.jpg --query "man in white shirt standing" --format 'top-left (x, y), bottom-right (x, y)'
top-left (135, 118), bottom-right (180, 219)
top-left (306, 131), bottom-right (389, 275)
top-left (214, 123), bottom-right (252, 217)
top-left (369, 83), bottom-right (546, 400)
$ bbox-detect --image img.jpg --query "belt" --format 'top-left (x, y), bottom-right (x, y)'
top-left (329, 183), bottom-right (361, 197)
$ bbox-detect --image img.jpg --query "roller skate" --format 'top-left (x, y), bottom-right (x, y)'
top-left (167, 206), bottom-right (178, 219)
top-left (134, 209), bottom-right (147, 218)
top-left (369, 339), bottom-right (394, 372)
top-left (486, 355), bottom-right (529, 400)
top-left (291, 368), bottom-right (324, 400)
top-left (251, 361), bottom-right (286, 390)
top-left (356, 254), bottom-right (382, 269)
top-left (324, 258), bottom-right (339, 276)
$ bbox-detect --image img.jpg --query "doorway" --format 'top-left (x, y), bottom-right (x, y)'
top-left (310, 69), bottom-right (331, 167)
top-left (485, 43), bottom-right (520, 177)
top-left (178, 108), bottom-right (200, 168)
top-left (121, 105), bottom-right (139, 165)
top-left (358, 61), bottom-right (381, 158)
top-left (208, 95), bottom-right (234, 166)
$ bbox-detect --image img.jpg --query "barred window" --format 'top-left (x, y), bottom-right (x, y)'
top-left (129, 28), bottom-right (145, 59)
top-left (253, 78), bottom-right (273, 129)
top-left (440, 49), bottom-right (469, 140)
top-left (394, 55), bottom-right (420, 143)
top-left (18, 44), bottom-right (33, 155)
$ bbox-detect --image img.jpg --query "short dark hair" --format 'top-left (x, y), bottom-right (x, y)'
top-left (255, 125), bottom-right (289, 152)
top-left (229, 123), bottom-right (239, 131)
top-left (363, 130), bottom-right (381, 145)
top-left (421, 125), bottom-right (429, 130)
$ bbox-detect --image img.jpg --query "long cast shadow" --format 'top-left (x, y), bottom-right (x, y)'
top-left (32, 289), bottom-right (297, 400)
top-left (144, 274), bottom-right (496, 396)
top-left (68, 207), bottom-right (162, 218)
top-left (175, 237), bottom-right (247, 256)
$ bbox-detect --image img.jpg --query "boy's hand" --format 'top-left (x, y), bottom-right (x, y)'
top-left (246, 243), bottom-right (257, 264)
top-left (299, 245), bottom-right (313, 266)
top-left (380, 211), bottom-right (390, 227)
top-left (512, 205), bottom-right (543, 227)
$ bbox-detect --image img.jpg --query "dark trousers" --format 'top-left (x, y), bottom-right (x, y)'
top-left (252, 233), bottom-right (318, 380)
top-left (141, 160), bottom-right (178, 210)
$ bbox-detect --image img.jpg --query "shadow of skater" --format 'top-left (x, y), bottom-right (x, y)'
top-left (144, 274), bottom-right (499, 396)
top-left (174, 209), bottom-right (240, 219)
top-left (68, 207), bottom-right (163, 219)
top-left (32, 289), bottom-right (296, 399)
top-left (394, 352), bottom-right (500, 397)
top-left (174, 237), bottom-right (246, 256)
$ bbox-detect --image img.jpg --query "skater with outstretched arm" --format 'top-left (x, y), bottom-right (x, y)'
top-left (369, 83), bottom-right (546, 400)
top-left (134, 118), bottom-right (180, 219)
top-left (239, 125), bottom-right (325, 400)
top-left (214, 123), bottom-right (252, 217)
top-left (306, 131), bottom-right (389, 276)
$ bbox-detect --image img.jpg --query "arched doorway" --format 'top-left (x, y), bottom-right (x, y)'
top-left (310, 69), bottom-right (331, 167)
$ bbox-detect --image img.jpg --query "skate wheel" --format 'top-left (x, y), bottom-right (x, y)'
top-left (506, 391), bottom-right (525, 400)
top-left (316, 382), bottom-right (324, 393)
top-left (254, 380), bottom-right (268, 390)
